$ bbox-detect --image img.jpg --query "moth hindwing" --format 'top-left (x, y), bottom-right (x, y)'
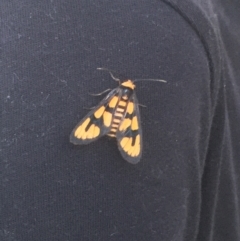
top-left (70, 79), bottom-right (142, 164)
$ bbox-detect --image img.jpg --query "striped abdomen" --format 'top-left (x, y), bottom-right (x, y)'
top-left (107, 99), bottom-right (127, 137)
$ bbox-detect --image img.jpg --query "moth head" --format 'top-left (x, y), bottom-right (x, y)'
top-left (121, 80), bottom-right (135, 89)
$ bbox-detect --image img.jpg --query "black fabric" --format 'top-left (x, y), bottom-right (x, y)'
top-left (1, 0), bottom-right (240, 240)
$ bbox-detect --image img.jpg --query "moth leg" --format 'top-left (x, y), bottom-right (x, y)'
top-left (88, 88), bottom-right (111, 96)
top-left (83, 106), bottom-right (96, 110)
top-left (138, 103), bottom-right (147, 108)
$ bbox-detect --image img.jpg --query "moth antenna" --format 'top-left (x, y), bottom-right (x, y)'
top-left (133, 79), bottom-right (167, 83)
top-left (97, 67), bottom-right (121, 83)
top-left (88, 88), bottom-right (111, 96)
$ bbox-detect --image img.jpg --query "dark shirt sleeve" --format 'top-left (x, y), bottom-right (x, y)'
top-left (1, 1), bottom-right (239, 241)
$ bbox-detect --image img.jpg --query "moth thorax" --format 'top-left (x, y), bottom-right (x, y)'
top-left (121, 87), bottom-right (133, 100)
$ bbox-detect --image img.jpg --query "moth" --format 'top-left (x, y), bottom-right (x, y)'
top-left (70, 68), bottom-right (166, 164)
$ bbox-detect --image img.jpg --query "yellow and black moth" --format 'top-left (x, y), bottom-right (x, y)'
top-left (70, 69), bottom-right (166, 164)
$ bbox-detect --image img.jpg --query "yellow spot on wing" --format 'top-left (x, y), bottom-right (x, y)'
top-left (93, 125), bottom-right (100, 137)
top-left (103, 111), bottom-right (112, 127)
top-left (94, 106), bottom-right (105, 119)
top-left (136, 134), bottom-right (140, 144)
top-left (74, 119), bottom-right (100, 140)
top-left (120, 135), bottom-right (141, 157)
top-left (131, 116), bottom-right (138, 131)
top-left (87, 124), bottom-right (95, 139)
top-left (81, 129), bottom-right (88, 140)
top-left (127, 102), bottom-right (134, 114)
top-left (128, 146), bottom-right (135, 156)
top-left (120, 137), bottom-right (129, 148)
top-left (74, 118), bottom-right (90, 138)
top-left (124, 137), bottom-right (133, 152)
top-left (109, 96), bottom-right (119, 108)
top-left (119, 118), bottom-right (131, 131)
top-left (88, 125), bottom-right (99, 139)
top-left (132, 135), bottom-right (140, 156)
top-left (131, 145), bottom-right (139, 156)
